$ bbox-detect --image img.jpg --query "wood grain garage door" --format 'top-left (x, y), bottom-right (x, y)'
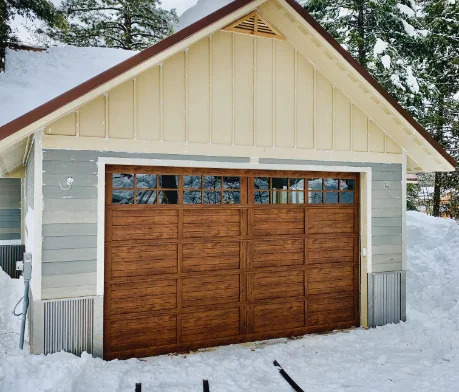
top-left (104, 166), bottom-right (360, 360)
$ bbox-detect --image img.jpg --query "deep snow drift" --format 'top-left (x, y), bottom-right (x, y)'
top-left (0, 212), bottom-right (458, 391)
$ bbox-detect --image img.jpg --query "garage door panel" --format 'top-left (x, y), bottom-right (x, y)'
top-left (183, 211), bottom-right (241, 238)
top-left (105, 167), bottom-right (360, 359)
top-left (112, 225), bottom-right (178, 240)
top-left (250, 301), bottom-right (304, 333)
top-left (182, 308), bottom-right (240, 342)
top-left (307, 270), bottom-right (355, 295)
top-left (307, 209), bottom-right (354, 222)
top-left (111, 245), bottom-right (178, 277)
top-left (307, 209), bottom-right (356, 234)
top-left (308, 293), bottom-right (355, 313)
top-left (249, 270), bottom-right (304, 301)
top-left (307, 293), bottom-right (357, 326)
top-left (109, 315), bottom-right (177, 351)
top-left (253, 209), bottom-right (305, 236)
top-left (109, 280), bottom-right (177, 314)
top-left (308, 308), bottom-right (355, 326)
top-left (112, 244), bottom-right (178, 261)
top-left (112, 214), bottom-right (179, 226)
top-left (253, 239), bottom-right (304, 268)
top-left (182, 275), bottom-right (240, 307)
top-left (183, 242), bottom-right (241, 272)
top-left (183, 211), bottom-right (240, 223)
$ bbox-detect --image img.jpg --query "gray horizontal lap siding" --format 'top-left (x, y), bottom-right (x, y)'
top-left (0, 178), bottom-right (21, 240)
top-left (41, 150), bottom-right (403, 299)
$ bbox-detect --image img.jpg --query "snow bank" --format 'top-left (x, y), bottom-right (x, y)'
top-left (406, 212), bottom-right (459, 329)
top-left (1, 212), bottom-right (458, 391)
top-left (0, 46), bottom-right (136, 127)
top-left (0, 271), bottom-right (25, 354)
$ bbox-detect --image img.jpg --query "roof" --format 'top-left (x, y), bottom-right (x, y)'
top-left (0, 0), bottom-right (455, 169)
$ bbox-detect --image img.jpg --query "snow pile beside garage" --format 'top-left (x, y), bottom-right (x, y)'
top-left (1, 212), bottom-right (459, 391)
top-left (0, 46), bottom-right (136, 127)
top-left (0, 271), bottom-right (26, 353)
top-left (406, 211), bottom-right (459, 331)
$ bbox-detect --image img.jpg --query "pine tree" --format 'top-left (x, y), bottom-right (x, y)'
top-left (304, 0), bottom-right (458, 218)
top-left (417, 0), bottom-right (458, 217)
top-left (303, 0), bottom-right (429, 115)
top-left (47, 0), bottom-right (178, 50)
top-left (0, 0), bottom-right (65, 72)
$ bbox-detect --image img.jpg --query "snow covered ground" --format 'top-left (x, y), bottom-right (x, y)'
top-left (0, 212), bottom-right (458, 391)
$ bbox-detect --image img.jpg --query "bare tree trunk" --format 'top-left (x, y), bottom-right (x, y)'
top-left (0, 0), bottom-right (9, 72)
top-left (123, 10), bottom-right (132, 50)
top-left (356, 0), bottom-right (366, 65)
top-left (433, 172), bottom-right (441, 217)
top-left (432, 94), bottom-right (446, 217)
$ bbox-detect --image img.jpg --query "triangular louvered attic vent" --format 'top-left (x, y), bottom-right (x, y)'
top-left (223, 11), bottom-right (285, 40)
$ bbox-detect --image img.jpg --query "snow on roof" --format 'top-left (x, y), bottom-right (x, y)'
top-left (0, 46), bottom-right (136, 127)
top-left (1, 0), bottom-right (222, 128)
top-left (179, 0), bottom-right (232, 30)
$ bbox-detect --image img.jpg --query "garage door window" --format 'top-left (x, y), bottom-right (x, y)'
top-left (183, 175), bottom-right (241, 205)
top-left (254, 177), bottom-right (306, 204)
top-left (112, 173), bottom-right (179, 205)
top-left (308, 178), bottom-right (356, 204)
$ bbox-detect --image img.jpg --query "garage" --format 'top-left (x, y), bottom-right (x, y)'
top-left (103, 166), bottom-right (360, 359)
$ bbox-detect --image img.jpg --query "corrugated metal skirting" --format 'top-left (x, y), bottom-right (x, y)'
top-left (44, 298), bottom-right (94, 356)
top-left (0, 245), bottom-right (25, 279)
top-left (368, 271), bottom-right (406, 328)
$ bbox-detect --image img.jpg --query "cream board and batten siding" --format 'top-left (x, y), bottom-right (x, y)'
top-left (40, 149), bottom-right (402, 300)
top-left (44, 31), bottom-right (401, 160)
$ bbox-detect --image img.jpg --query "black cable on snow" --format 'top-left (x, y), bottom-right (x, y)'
top-left (273, 360), bottom-right (305, 392)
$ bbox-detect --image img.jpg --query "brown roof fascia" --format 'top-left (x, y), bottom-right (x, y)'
top-left (0, 0), bottom-right (253, 142)
top-left (0, 0), bottom-right (455, 168)
top-left (283, 0), bottom-right (456, 168)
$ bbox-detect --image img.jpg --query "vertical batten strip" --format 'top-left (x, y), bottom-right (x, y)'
top-left (367, 117), bottom-right (370, 152)
top-left (76, 111), bottom-right (80, 137)
top-left (294, 49), bottom-right (298, 148)
top-left (185, 47), bottom-right (189, 143)
top-left (232, 33), bottom-right (235, 146)
top-left (104, 94), bottom-right (109, 139)
top-left (331, 85), bottom-right (335, 150)
top-left (209, 35), bottom-right (213, 144)
top-left (133, 78), bottom-right (137, 140)
top-left (312, 68), bottom-right (317, 149)
top-left (253, 37), bottom-right (257, 147)
top-left (160, 63), bottom-right (164, 142)
top-left (350, 103), bottom-right (353, 152)
top-left (272, 39), bottom-right (276, 148)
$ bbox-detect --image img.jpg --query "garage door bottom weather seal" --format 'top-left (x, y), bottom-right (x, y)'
top-left (273, 360), bottom-right (305, 392)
